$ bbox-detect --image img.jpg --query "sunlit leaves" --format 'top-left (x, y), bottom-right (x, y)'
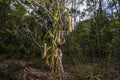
top-left (5, 28), bottom-right (13, 34)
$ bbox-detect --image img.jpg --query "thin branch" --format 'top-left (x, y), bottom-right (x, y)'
top-left (57, 0), bottom-right (63, 28)
top-left (33, 0), bottom-right (54, 21)
top-left (24, 23), bottom-right (43, 48)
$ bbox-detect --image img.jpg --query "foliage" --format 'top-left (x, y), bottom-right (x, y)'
top-left (0, 0), bottom-right (120, 79)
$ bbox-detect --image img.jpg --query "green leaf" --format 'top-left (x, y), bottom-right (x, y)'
top-left (47, 46), bottom-right (52, 51)
top-left (0, 0), bottom-right (2, 2)
top-left (95, 75), bottom-right (102, 80)
top-left (43, 31), bottom-right (49, 41)
top-left (5, 0), bottom-right (9, 4)
top-left (49, 31), bottom-right (54, 38)
top-left (5, 28), bottom-right (13, 34)
top-left (53, 41), bottom-right (57, 47)
top-left (27, 0), bottom-right (32, 3)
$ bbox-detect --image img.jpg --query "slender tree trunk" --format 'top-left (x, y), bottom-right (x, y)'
top-left (112, 0), bottom-right (120, 19)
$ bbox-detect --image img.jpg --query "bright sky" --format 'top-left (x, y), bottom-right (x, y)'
top-left (65, 0), bottom-right (87, 26)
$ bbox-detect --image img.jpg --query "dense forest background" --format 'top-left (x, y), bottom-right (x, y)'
top-left (0, 0), bottom-right (120, 80)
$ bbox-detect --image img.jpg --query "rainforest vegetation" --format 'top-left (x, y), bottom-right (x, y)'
top-left (0, 0), bottom-right (120, 80)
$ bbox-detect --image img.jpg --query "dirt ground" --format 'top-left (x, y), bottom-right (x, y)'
top-left (0, 56), bottom-right (78, 80)
top-left (0, 56), bottom-right (120, 80)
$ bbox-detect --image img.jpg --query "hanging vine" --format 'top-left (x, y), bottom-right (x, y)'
top-left (24, 0), bottom-right (72, 75)
top-left (41, 0), bottom-right (72, 74)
